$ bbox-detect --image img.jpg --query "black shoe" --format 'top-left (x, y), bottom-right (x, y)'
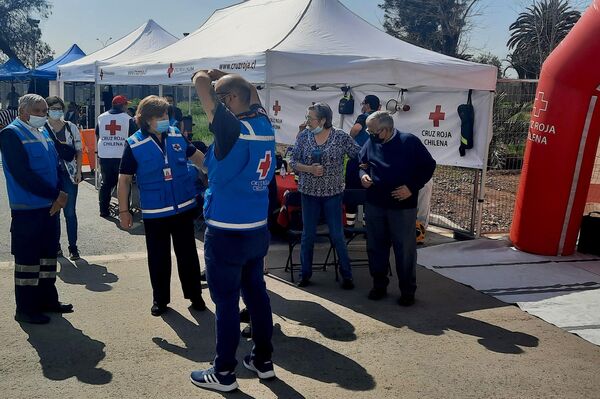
top-left (296, 278), bottom-right (310, 288)
top-left (239, 308), bottom-right (250, 324)
top-left (368, 288), bottom-right (387, 300)
top-left (69, 247), bottom-right (80, 261)
top-left (151, 303), bottom-right (168, 316)
top-left (42, 302), bottom-right (74, 313)
top-left (200, 271), bottom-right (207, 281)
top-left (341, 279), bottom-right (355, 290)
top-left (191, 298), bottom-right (206, 311)
top-left (241, 325), bottom-right (252, 338)
top-left (15, 311), bottom-right (50, 324)
top-left (398, 295), bottom-right (415, 307)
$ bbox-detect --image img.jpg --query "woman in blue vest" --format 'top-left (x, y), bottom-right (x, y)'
top-left (291, 103), bottom-right (361, 289)
top-left (117, 95), bottom-right (205, 316)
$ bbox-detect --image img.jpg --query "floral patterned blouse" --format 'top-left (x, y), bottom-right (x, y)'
top-left (291, 128), bottom-right (361, 197)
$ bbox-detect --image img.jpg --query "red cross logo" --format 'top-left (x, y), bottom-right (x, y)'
top-left (429, 105), bottom-right (445, 127)
top-left (272, 100), bottom-right (281, 116)
top-left (257, 151), bottom-right (272, 180)
top-left (533, 91), bottom-right (549, 118)
top-left (99, 69), bottom-right (104, 80)
top-left (105, 120), bottom-right (122, 136)
top-left (167, 63), bottom-right (174, 78)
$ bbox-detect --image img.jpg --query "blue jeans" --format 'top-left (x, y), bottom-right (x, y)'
top-left (300, 193), bottom-right (353, 281)
top-left (57, 171), bottom-right (79, 250)
top-left (204, 226), bottom-right (273, 372)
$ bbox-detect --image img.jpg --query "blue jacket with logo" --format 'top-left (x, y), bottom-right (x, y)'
top-left (204, 116), bottom-right (276, 230)
top-left (2, 119), bottom-right (59, 210)
top-left (127, 128), bottom-right (197, 219)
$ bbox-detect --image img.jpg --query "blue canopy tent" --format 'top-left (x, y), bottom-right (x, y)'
top-left (14, 44), bottom-right (86, 80)
top-left (0, 58), bottom-right (29, 80)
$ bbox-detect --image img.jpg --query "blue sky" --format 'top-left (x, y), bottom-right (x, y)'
top-left (41, 0), bottom-right (590, 66)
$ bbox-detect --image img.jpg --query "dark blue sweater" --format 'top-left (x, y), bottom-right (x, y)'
top-left (359, 130), bottom-right (436, 209)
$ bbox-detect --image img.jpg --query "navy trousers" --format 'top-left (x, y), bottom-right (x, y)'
top-left (11, 208), bottom-right (60, 313)
top-left (204, 226), bottom-right (273, 372)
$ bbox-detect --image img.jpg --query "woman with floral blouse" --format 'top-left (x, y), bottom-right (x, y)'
top-left (290, 102), bottom-right (361, 289)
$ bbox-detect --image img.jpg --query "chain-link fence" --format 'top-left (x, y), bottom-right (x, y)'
top-left (430, 80), bottom-right (539, 235)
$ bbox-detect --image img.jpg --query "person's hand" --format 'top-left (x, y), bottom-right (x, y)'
top-left (311, 164), bottom-right (324, 177)
top-left (119, 211), bottom-right (133, 230)
top-left (74, 171), bottom-right (82, 184)
top-left (361, 174), bottom-right (373, 188)
top-left (392, 185), bottom-right (412, 201)
top-left (191, 70), bottom-right (210, 84)
top-left (50, 191), bottom-right (68, 216)
top-left (206, 69), bottom-right (228, 81)
top-left (299, 122), bottom-right (307, 132)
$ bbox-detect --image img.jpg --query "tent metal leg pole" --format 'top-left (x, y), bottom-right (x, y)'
top-left (188, 85), bottom-right (192, 115)
top-left (475, 92), bottom-right (495, 238)
top-left (94, 82), bottom-right (101, 190)
top-left (158, 84), bottom-right (163, 97)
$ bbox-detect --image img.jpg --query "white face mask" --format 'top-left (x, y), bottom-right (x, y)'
top-left (28, 115), bottom-right (47, 128)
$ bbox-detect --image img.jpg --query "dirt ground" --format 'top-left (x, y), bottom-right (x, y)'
top-left (432, 168), bottom-right (521, 234)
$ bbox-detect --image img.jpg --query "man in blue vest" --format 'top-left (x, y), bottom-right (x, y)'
top-left (189, 70), bottom-right (275, 393)
top-left (0, 94), bottom-right (72, 324)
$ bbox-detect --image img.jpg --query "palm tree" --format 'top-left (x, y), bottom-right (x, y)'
top-left (506, 0), bottom-right (580, 79)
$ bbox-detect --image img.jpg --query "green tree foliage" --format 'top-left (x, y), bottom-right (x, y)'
top-left (507, 0), bottom-right (580, 79)
top-left (0, 0), bottom-right (54, 66)
top-left (471, 52), bottom-right (504, 79)
top-left (379, 0), bottom-right (481, 58)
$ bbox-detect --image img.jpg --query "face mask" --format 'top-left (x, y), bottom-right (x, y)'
top-left (156, 119), bottom-right (170, 133)
top-left (48, 110), bottom-right (64, 120)
top-left (28, 115), bottom-right (47, 128)
top-left (370, 133), bottom-right (384, 144)
top-left (309, 126), bottom-right (324, 135)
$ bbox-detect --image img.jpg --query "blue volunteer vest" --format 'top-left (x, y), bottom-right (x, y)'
top-left (127, 127), bottom-right (197, 219)
top-left (204, 114), bottom-right (276, 230)
top-left (2, 119), bottom-right (59, 210)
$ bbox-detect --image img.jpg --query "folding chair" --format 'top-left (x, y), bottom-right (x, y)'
top-left (280, 191), bottom-right (337, 282)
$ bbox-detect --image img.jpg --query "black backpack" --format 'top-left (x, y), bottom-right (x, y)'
top-left (46, 122), bottom-right (76, 162)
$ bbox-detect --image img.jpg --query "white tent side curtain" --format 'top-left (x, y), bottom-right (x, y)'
top-left (260, 86), bottom-right (493, 169)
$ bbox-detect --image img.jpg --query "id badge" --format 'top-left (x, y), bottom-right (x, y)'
top-left (163, 167), bottom-right (173, 181)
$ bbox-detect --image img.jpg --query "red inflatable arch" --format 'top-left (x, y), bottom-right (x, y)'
top-left (510, 0), bottom-right (600, 256)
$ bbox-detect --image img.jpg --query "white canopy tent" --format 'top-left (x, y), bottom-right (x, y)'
top-left (98, 0), bottom-right (498, 233)
top-left (58, 19), bottom-right (178, 118)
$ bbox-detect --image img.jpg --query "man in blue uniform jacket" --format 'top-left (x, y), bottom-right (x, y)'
top-left (189, 70), bottom-right (276, 393)
top-left (0, 94), bottom-right (72, 324)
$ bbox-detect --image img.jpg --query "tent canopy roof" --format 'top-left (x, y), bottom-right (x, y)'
top-left (14, 44), bottom-right (85, 80)
top-left (0, 58), bottom-right (29, 81)
top-left (59, 20), bottom-right (178, 82)
top-left (100, 0), bottom-right (497, 90)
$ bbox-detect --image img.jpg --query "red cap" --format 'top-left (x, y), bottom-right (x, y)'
top-left (112, 95), bottom-right (129, 106)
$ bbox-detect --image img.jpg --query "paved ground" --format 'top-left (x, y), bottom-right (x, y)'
top-left (0, 174), bottom-right (599, 398)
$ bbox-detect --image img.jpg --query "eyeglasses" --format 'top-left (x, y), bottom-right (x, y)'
top-left (366, 127), bottom-right (384, 135)
top-left (305, 115), bottom-right (318, 122)
top-left (215, 91), bottom-right (231, 102)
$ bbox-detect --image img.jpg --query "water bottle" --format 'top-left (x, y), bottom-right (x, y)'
top-left (311, 148), bottom-right (323, 165)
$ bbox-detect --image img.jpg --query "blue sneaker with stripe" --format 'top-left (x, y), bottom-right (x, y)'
top-left (243, 355), bottom-right (276, 379)
top-left (190, 367), bottom-right (238, 392)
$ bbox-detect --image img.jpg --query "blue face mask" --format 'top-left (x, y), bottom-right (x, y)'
top-left (156, 119), bottom-right (170, 133)
top-left (48, 110), bottom-right (64, 120)
top-left (308, 126), bottom-right (324, 135)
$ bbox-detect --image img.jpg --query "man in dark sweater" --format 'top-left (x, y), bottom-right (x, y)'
top-left (359, 111), bottom-right (436, 306)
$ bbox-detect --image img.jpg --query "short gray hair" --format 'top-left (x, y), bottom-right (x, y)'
top-left (366, 111), bottom-right (394, 130)
top-left (18, 94), bottom-right (46, 114)
top-left (308, 102), bottom-right (333, 129)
